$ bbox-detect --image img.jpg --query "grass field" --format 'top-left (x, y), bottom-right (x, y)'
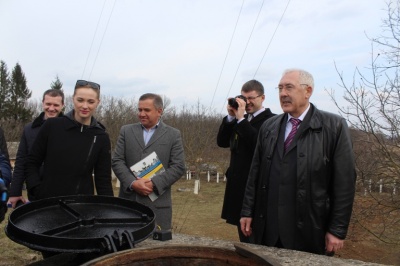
top-left (0, 177), bottom-right (399, 265)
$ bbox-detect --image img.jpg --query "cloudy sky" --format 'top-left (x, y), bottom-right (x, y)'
top-left (0, 0), bottom-right (388, 115)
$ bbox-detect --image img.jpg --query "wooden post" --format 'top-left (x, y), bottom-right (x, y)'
top-left (216, 172), bottom-right (219, 183)
top-left (194, 180), bottom-right (200, 194)
top-left (207, 171), bottom-right (210, 182)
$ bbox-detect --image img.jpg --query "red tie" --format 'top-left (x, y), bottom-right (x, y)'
top-left (284, 118), bottom-right (301, 152)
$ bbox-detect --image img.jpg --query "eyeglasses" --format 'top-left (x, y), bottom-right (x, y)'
top-left (75, 80), bottom-right (101, 90)
top-left (276, 83), bottom-right (308, 93)
top-left (246, 94), bottom-right (263, 101)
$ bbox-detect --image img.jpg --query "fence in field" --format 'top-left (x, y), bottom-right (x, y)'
top-left (357, 178), bottom-right (398, 196)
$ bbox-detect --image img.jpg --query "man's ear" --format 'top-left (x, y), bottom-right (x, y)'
top-left (306, 85), bottom-right (313, 98)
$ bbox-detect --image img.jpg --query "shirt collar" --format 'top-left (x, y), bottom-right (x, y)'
top-left (287, 104), bottom-right (310, 122)
top-left (250, 107), bottom-right (266, 118)
top-left (141, 120), bottom-right (160, 131)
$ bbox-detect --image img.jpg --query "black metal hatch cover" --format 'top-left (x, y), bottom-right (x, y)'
top-left (5, 195), bottom-right (156, 254)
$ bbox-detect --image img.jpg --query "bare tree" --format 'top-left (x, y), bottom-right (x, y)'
top-left (328, 0), bottom-right (400, 245)
top-left (96, 95), bottom-right (137, 151)
top-left (165, 101), bottom-right (229, 179)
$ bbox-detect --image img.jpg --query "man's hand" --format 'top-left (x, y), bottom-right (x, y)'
top-left (325, 232), bottom-right (344, 254)
top-left (131, 178), bottom-right (153, 196)
top-left (227, 97), bottom-right (246, 120)
top-left (8, 196), bottom-right (27, 209)
top-left (240, 217), bottom-right (253, 237)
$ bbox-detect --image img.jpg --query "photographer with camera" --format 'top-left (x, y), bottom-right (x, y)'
top-left (217, 79), bottom-right (275, 243)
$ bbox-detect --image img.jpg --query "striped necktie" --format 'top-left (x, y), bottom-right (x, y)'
top-left (284, 118), bottom-right (301, 152)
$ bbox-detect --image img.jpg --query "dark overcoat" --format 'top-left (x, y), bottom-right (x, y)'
top-left (241, 104), bottom-right (356, 254)
top-left (217, 109), bottom-right (275, 225)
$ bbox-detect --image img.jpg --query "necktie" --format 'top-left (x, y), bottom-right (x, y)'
top-left (284, 118), bottom-right (301, 152)
top-left (247, 114), bottom-right (253, 122)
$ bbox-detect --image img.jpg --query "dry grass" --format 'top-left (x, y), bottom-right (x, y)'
top-left (171, 179), bottom-right (238, 241)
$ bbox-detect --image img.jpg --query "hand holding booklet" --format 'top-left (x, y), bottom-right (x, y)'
top-left (130, 151), bottom-right (165, 201)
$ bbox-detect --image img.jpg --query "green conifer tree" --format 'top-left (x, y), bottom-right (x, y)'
top-left (50, 75), bottom-right (63, 90)
top-left (9, 63), bottom-right (33, 122)
top-left (0, 61), bottom-right (11, 119)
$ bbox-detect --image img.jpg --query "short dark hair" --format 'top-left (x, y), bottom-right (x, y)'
top-left (241, 80), bottom-right (264, 95)
top-left (42, 89), bottom-right (65, 104)
top-left (139, 93), bottom-right (163, 109)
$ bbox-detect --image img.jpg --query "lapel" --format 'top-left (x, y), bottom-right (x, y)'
top-left (132, 124), bottom-right (145, 149)
top-left (145, 121), bottom-right (167, 148)
top-left (247, 110), bottom-right (264, 124)
top-left (284, 105), bottom-right (314, 154)
top-left (277, 114), bottom-right (288, 159)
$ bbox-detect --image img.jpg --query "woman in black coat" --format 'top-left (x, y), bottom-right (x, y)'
top-left (26, 80), bottom-right (113, 200)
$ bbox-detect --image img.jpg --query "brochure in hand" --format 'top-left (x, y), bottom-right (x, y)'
top-left (130, 151), bottom-right (165, 201)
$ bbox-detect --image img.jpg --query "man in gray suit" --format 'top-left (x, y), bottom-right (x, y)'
top-left (112, 93), bottom-right (185, 231)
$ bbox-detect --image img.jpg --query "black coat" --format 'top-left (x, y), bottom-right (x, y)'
top-left (9, 112), bottom-right (62, 198)
top-left (217, 109), bottom-right (275, 225)
top-left (26, 111), bottom-right (113, 200)
top-left (241, 104), bottom-right (356, 254)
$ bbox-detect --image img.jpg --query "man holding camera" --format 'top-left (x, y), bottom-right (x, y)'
top-left (217, 79), bottom-right (275, 242)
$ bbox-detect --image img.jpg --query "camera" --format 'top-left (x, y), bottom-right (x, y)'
top-left (228, 95), bottom-right (247, 109)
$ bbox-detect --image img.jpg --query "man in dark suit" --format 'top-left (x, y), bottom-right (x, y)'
top-left (217, 80), bottom-right (275, 243)
top-left (8, 89), bottom-right (64, 208)
top-left (112, 93), bottom-right (185, 231)
top-left (240, 69), bottom-right (356, 255)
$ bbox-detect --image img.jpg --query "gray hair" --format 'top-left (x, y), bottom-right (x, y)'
top-left (283, 68), bottom-right (314, 89)
top-left (139, 93), bottom-right (163, 109)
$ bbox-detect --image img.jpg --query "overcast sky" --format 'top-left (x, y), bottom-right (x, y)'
top-left (0, 0), bottom-right (388, 115)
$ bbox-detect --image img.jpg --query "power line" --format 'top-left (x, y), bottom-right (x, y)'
top-left (208, 0), bottom-right (244, 112)
top-left (220, 0), bottom-right (265, 113)
top-left (81, 0), bottom-right (107, 79)
top-left (253, 0), bottom-right (291, 78)
top-left (88, 0), bottom-right (117, 80)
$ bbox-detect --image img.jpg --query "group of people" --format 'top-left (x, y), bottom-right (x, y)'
top-left (218, 68), bottom-right (356, 256)
top-left (3, 81), bottom-right (185, 235)
top-left (0, 67), bottom-right (356, 257)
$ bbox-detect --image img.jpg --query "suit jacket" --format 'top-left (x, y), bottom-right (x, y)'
top-left (217, 109), bottom-right (275, 225)
top-left (112, 121), bottom-right (185, 230)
